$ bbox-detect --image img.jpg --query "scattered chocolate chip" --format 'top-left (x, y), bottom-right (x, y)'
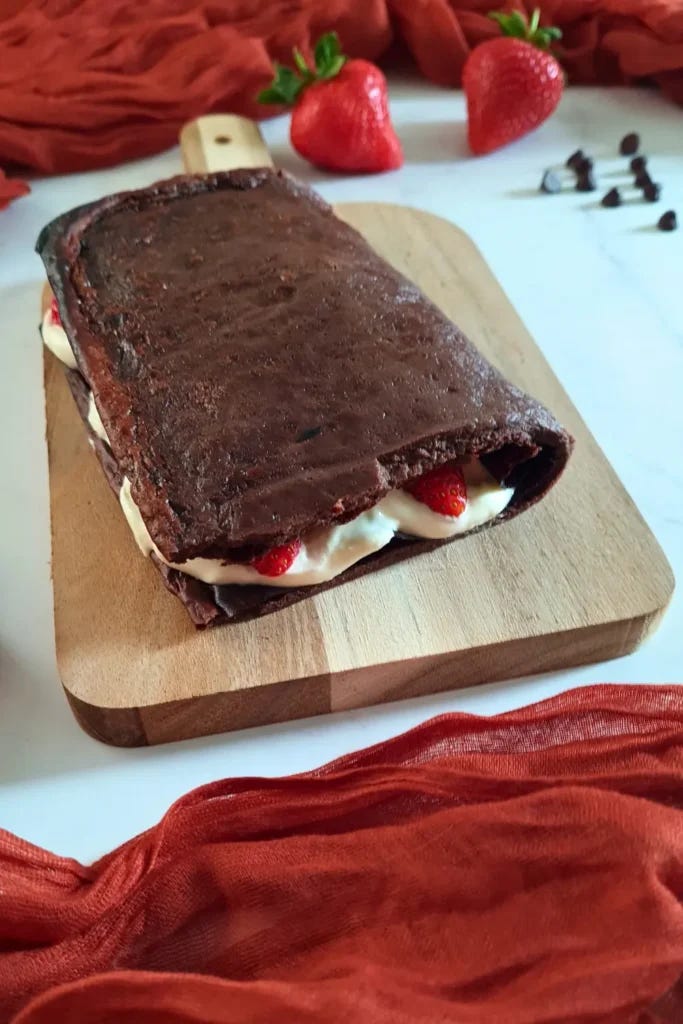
top-left (296, 425), bottom-right (323, 443)
top-left (620, 132), bottom-right (640, 156)
top-left (566, 148), bottom-right (585, 170)
top-left (630, 155), bottom-right (647, 174)
top-left (576, 170), bottom-right (597, 192)
top-left (601, 187), bottom-right (622, 208)
top-left (540, 169), bottom-right (562, 194)
top-left (635, 170), bottom-right (652, 190)
top-left (643, 181), bottom-right (662, 203)
top-left (657, 210), bottom-right (677, 232)
top-left (576, 156), bottom-right (594, 175)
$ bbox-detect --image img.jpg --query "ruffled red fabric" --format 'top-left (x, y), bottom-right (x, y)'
top-left (2, 684), bottom-right (682, 1023)
top-left (0, 1), bottom-right (682, 175)
top-left (0, 167), bottom-right (29, 208)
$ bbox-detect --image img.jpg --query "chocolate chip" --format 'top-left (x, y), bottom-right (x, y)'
top-left (576, 170), bottom-right (597, 192)
top-left (630, 155), bottom-right (647, 174)
top-left (620, 132), bottom-right (640, 156)
top-left (643, 181), bottom-right (662, 203)
top-left (601, 187), bottom-right (622, 208)
top-left (540, 169), bottom-right (562, 194)
top-left (576, 156), bottom-right (594, 175)
top-left (635, 170), bottom-right (652, 190)
top-left (296, 425), bottom-right (323, 443)
top-left (566, 148), bottom-right (585, 170)
top-left (657, 210), bottom-right (677, 232)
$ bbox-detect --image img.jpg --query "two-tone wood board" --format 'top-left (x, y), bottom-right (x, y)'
top-left (43, 116), bottom-right (674, 746)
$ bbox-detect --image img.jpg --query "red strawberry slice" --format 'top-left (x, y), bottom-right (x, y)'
top-left (258, 33), bottom-right (402, 174)
top-left (251, 540), bottom-right (301, 577)
top-left (406, 464), bottom-right (467, 517)
top-left (49, 296), bottom-right (62, 326)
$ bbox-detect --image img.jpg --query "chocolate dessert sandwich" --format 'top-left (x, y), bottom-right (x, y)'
top-left (37, 169), bottom-right (573, 628)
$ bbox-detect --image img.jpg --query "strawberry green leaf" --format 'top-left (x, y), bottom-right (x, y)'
top-left (533, 24), bottom-right (562, 49)
top-left (257, 64), bottom-right (305, 106)
top-left (259, 86), bottom-right (297, 105)
top-left (293, 47), bottom-right (311, 77)
top-left (257, 31), bottom-right (348, 106)
top-left (318, 54), bottom-right (346, 80)
top-left (488, 8), bottom-right (562, 50)
top-left (257, 87), bottom-right (283, 105)
top-left (489, 10), bottom-right (527, 38)
top-left (314, 32), bottom-right (342, 73)
top-left (508, 10), bottom-right (530, 37)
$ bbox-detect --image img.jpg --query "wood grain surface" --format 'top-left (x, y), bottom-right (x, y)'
top-left (41, 117), bottom-right (674, 746)
top-left (179, 113), bottom-right (274, 172)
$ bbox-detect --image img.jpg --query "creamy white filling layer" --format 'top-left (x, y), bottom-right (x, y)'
top-left (41, 308), bottom-right (77, 369)
top-left (44, 315), bottom-right (515, 588)
top-left (120, 463), bottom-right (514, 588)
top-left (87, 394), bottom-right (108, 441)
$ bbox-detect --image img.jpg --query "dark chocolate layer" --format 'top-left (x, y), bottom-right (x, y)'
top-left (38, 170), bottom-right (572, 565)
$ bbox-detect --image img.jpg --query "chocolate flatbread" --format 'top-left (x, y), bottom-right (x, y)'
top-left (39, 169), bottom-right (573, 627)
top-left (38, 170), bottom-right (571, 562)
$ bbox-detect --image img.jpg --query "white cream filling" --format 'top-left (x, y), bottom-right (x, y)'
top-left (87, 394), bottom-right (108, 442)
top-left (120, 461), bottom-right (513, 588)
top-left (45, 317), bottom-right (515, 588)
top-left (41, 307), bottom-right (77, 369)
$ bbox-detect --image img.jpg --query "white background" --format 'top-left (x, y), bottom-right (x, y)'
top-left (1, 80), bottom-right (681, 862)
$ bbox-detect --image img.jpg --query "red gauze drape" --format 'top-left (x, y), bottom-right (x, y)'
top-left (1, 684), bottom-right (682, 1023)
top-left (0, 1), bottom-right (683, 175)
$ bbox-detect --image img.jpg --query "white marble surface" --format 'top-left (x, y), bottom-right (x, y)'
top-left (0, 81), bottom-right (680, 862)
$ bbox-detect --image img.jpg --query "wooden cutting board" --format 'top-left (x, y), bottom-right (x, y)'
top-left (43, 116), bottom-right (674, 747)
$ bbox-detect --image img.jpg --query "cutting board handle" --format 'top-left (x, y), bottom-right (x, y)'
top-left (179, 115), bottom-right (274, 174)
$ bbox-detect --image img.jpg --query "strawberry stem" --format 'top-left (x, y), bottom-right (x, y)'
top-left (488, 8), bottom-right (562, 50)
top-left (257, 32), bottom-right (347, 106)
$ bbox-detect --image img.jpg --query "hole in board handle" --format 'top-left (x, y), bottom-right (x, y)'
top-left (214, 135), bottom-right (232, 144)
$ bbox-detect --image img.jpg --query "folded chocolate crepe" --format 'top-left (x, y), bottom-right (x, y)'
top-left (37, 169), bottom-right (573, 627)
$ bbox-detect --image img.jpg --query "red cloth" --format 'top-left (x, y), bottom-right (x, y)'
top-left (0, 167), bottom-right (29, 208)
top-left (1, 684), bottom-right (682, 1023)
top-left (0, 1), bottom-right (683, 175)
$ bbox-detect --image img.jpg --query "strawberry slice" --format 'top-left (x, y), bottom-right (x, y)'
top-left (406, 464), bottom-right (467, 517)
top-left (49, 296), bottom-right (62, 326)
top-left (251, 540), bottom-right (301, 577)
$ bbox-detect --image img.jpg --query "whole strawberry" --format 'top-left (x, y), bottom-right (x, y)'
top-left (258, 33), bottom-right (402, 174)
top-left (464, 9), bottom-right (563, 156)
